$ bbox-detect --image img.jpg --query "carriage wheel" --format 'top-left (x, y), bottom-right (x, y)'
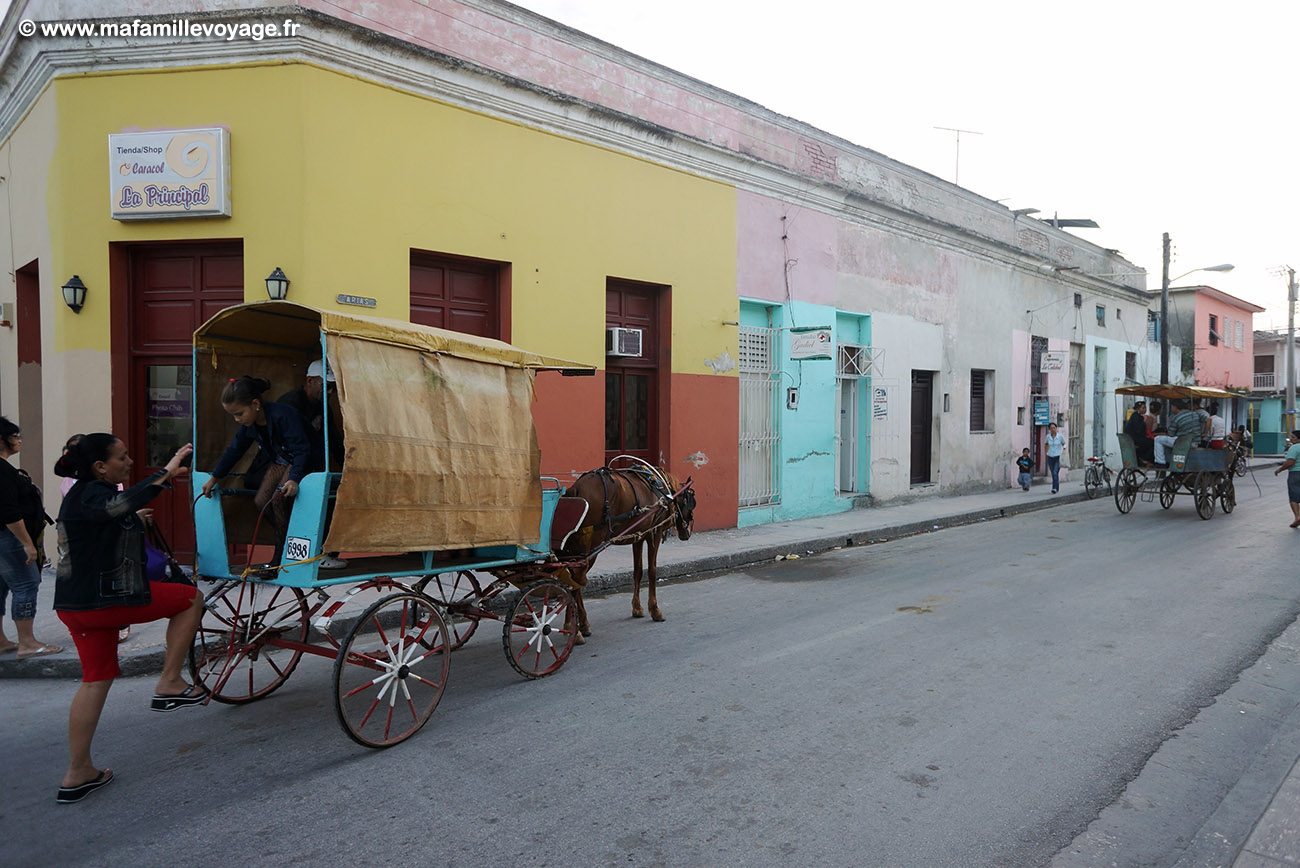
top-left (189, 581), bottom-right (308, 704)
top-left (1159, 475), bottom-right (1178, 510)
top-left (1194, 473), bottom-right (1216, 521)
top-left (502, 580), bottom-right (578, 679)
top-left (418, 570), bottom-right (482, 651)
top-left (1219, 476), bottom-right (1236, 514)
top-left (1114, 468), bottom-right (1139, 514)
top-left (333, 593), bottom-right (450, 748)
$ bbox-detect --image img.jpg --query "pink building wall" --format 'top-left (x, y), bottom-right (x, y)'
top-left (737, 191), bottom-right (836, 305)
top-left (1188, 288), bottom-right (1262, 390)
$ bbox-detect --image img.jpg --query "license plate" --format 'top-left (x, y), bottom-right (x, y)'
top-left (284, 536), bottom-right (312, 563)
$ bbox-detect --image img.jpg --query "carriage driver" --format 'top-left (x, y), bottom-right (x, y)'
top-left (1152, 398), bottom-right (1203, 467)
top-left (278, 359), bottom-right (347, 569)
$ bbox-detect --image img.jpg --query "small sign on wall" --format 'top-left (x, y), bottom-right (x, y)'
top-left (110, 127), bottom-right (231, 220)
top-left (1033, 396), bottom-right (1051, 425)
top-left (872, 387), bottom-right (888, 420)
top-left (789, 326), bottom-right (832, 360)
top-left (1040, 351), bottom-right (1066, 373)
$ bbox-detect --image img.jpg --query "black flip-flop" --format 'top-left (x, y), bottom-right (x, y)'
top-left (150, 684), bottom-right (209, 712)
top-left (56, 769), bottom-right (114, 804)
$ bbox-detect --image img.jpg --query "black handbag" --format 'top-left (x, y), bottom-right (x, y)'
top-left (145, 522), bottom-right (193, 585)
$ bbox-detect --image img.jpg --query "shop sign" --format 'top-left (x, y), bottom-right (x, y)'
top-left (110, 127), bottom-right (231, 220)
top-left (1033, 397), bottom-right (1051, 425)
top-left (789, 326), bottom-right (832, 360)
top-left (1040, 351), bottom-right (1066, 373)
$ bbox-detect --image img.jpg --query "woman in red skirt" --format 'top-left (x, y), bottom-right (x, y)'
top-left (52, 434), bottom-right (204, 803)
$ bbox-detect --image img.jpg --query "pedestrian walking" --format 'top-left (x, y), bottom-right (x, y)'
top-left (1044, 422), bottom-right (1066, 494)
top-left (1274, 430), bottom-right (1300, 529)
top-left (0, 416), bottom-right (63, 659)
top-left (1015, 448), bottom-right (1033, 491)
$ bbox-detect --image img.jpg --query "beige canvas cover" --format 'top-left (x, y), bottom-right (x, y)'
top-left (193, 302), bottom-right (592, 554)
top-left (326, 336), bottom-right (543, 552)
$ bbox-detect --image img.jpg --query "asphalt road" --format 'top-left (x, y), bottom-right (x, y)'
top-left (2, 474), bottom-right (1296, 868)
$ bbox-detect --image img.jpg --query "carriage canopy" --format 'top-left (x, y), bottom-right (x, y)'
top-left (193, 301), bottom-right (593, 553)
top-left (1114, 383), bottom-right (1238, 401)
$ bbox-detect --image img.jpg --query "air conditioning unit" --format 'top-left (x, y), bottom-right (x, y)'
top-left (606, 327), bottom-right (643, 357)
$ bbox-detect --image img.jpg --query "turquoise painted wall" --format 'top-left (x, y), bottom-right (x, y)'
top-left (1257, 398), bottom-right (1286, 454)
top-left (739, 299), bottom-right (871, 527)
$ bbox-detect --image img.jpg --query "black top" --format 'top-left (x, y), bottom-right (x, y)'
top-left (54, 472), bottom-right (167, 611)
top-left (1124, 410), bottom-right (1148, 443)
top-left (211, 401), bottom-right (324, 484)
top-left (278, 387), bottom-right (343, 469)
top-left (0, 458), bottom-right (24, 526)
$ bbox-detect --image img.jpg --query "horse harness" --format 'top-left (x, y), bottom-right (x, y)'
top-left (586, 466), bottom-right (675, 541)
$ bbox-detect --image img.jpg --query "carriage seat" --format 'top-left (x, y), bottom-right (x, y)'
top-left (551, 497), bottom-right (590, 552)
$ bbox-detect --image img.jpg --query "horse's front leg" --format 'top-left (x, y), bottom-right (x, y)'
top-left (571, 584), bottom-right (590, 642)
top-left (631, 540), bottom-right (645, 618)
top-left (646, 533), bottom-right (664, 622)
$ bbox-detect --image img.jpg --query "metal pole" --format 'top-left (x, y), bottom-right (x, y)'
top-left (1288, 266), bottom-right (1297, 432)
top-left (1160, 232), bottom-right (1171, 386)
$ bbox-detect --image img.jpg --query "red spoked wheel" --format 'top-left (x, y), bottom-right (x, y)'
top-left (417, 570), bottom-right (482, 651)
top-left (189, 581), bottom-right (309, 704)
top-left (502, 580), bottom-right (578, 679)
top-left (332, 592), bottom-right (450, 748)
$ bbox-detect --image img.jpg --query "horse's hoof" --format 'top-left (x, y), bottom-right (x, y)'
top-left (574, 632), bottom-right (586, 646)
top-left (651, 611), bottom-right (665, 622)
top-left (631, 610), bottom-right (644, 619)
top-left (581, 627), bottom-right (592, 637)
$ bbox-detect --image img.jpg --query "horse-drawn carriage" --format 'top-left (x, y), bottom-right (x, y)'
top-left (1111, 384), bottom-right (1242, 520)
top-left (187, 301), bottom-right (692, 747)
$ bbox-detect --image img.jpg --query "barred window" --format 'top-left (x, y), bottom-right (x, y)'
top-left (970, 369), bottom-right (993, 432)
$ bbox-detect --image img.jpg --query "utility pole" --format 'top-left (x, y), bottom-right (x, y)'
top-left (1160, 232), bottom-right (1171, 386)
top-left (1288, 266), bottom-right (1297, 433)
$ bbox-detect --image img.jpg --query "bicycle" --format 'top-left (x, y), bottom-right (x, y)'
top-left (1084, 453), bottom-right (1115, 499)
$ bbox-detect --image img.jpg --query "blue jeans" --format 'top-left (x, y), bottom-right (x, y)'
top-left (0, 528), bottom-right (41, 621)
top-left (1017, 472), bottom-right (1031, 490)
top-left (1046, 455), bottom-right (1061, 492)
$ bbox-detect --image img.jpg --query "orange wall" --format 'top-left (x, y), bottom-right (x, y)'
top-left (533, 369), bottom-right (737, 531)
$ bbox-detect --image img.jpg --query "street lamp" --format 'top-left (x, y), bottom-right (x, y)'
top-left (1159, 231), bottom-right (1233, 385)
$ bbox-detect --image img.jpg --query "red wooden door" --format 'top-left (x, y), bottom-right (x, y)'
top-left (410, 253), bottom-right (501, 338)
top-left (129, 244), bottom-right (244, 560)
top-left (605, 281), bottom-right (661, 467)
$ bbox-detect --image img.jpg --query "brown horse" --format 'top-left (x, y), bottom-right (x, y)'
top-left (557, 463), bottom-right (695, 636)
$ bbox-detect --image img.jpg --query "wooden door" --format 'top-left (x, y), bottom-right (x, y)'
top-left (910, 371), bottom-right (933, 484)
top-left (128, 244), bottom-right (244, 560)
top-left (605, 281), bottom-right (661, 467)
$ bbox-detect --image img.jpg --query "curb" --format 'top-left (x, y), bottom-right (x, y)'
top-left (0, 489), bottom-right (1089, 680)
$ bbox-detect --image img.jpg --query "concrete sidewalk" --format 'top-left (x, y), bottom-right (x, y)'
top-left (4, 459), bottom-right (1297, 868)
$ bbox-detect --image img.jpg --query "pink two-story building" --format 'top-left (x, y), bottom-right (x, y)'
top-left (1167, 286), bottom-right (1264, 390)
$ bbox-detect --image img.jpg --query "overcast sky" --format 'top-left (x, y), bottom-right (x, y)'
top-left (515, 0), bottom-right (1299, 331)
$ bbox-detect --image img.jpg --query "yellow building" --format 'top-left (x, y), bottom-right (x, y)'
top-left (0, 8), bottom-right (741, 552)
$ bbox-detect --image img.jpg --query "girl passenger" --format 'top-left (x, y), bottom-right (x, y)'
top-left (199, 376), bottom-right (323, 562)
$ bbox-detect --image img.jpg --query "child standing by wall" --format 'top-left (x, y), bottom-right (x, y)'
top-left (1016, 448), bottom-right (1033, 491)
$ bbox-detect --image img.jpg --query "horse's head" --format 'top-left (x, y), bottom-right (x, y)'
top-left (672, 476), bottom-right (695, 541)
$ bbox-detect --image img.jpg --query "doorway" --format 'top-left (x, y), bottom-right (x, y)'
top-left (15, 261), bottom-right (43, 478)
top-left (910, 370), bottom-right (934, 484)
top-left (605, 279), bottom-right (664, 467)
top-left (124, 243), bottom-right (244, 559)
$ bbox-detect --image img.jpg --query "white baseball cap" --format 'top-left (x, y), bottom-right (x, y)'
top-left (306, 359), bottom-right (335, 383)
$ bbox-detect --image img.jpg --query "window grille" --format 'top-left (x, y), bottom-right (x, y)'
top-left (837, 344), bottom-right (880, 377)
